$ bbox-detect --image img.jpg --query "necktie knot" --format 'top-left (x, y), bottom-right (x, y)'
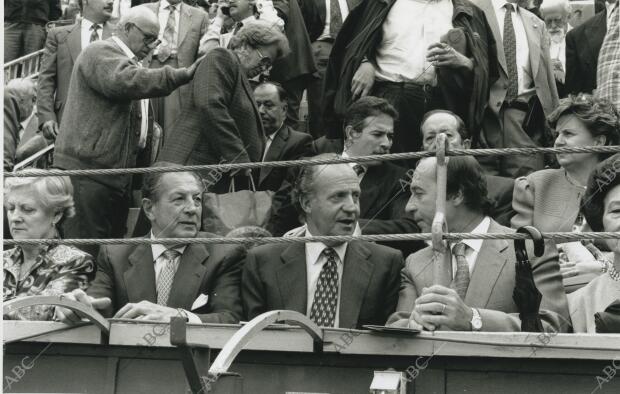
top-left (162, 248), bottom-right (181, 262)
top-left (91, 24), bottom-right (101, 32)
top-left (452, 242), bottom-right (467, 258)
top-left (504, 3), bottom-right (514, 12)
top-left (353, 164), bottom-right (366, 177)
top-left (322, 247), bottom-right (338, 262)
top-left (167, 4), bottom-right (176, 11)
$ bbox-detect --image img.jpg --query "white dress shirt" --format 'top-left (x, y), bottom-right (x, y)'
top-left (80, 18), bottom-right (105, 50)
top-left (450, 216), bottom-right (491, 278)
top-left (150, 232), bottom-right (201, 323)
top-left (158, 0), bottom-right (181, 49)
top-left (375, 0), bottom-right (453, 84)
top-left (262, 124), bottom-right (284, 161)
top-left (305, 228), bottom-right (347, 327)
top-left (111, 36), bottom-right (149, 149)
top-left (317, 0), bottom-right (350, 41)
top-left (491, 0), bottom-right (535, 97)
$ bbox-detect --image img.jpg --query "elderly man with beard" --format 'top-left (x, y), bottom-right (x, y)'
top-left (158, 20), bottom-right (289, 193)
top-left (540, 0), bottom-right (572, 98)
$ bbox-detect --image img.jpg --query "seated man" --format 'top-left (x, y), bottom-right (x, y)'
top-left (419, 110), bottom-right (515, 226)
top-left (243, 158), bottom-right (404, 328)
top-left (268, 96), bottom-right (424, 254)
top-left (254, 81), bottom-right (315, 192)
top-left (57, 164), bottom-right (246, 323)
top-left (388, 156), bottom-right (570, 332)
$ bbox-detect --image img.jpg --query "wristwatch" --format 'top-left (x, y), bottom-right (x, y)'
top-left (470, 308), bottom-right (482, 331)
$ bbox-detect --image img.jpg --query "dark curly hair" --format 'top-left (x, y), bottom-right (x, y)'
top-left (444, 156), bottom-right (492, 215)
top-left (581, 154), bottom-right (620, 232)
top-left (547, 94), bottom-right (620, 160)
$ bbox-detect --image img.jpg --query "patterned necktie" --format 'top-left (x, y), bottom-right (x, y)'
top-left (352, 164), bottom-right (366, 177)
top-left (503, 3), bottom-right (519, 102)
top-left (451, 242), bottom-right (470, 300)
top-left (89, 24), bottom-right (101, 43)
top-left (157, 4), bottom-right (177, 62)
top-left (330, 0), bottom-right (343, 38)
top-left (309, 248), bottom-right (340, 327)
top-left (156, 249), bottom-right (181, 306)
top-left (233, 22), bottom-right (243, 35)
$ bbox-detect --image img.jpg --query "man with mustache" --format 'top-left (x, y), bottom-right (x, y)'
top-left (242, 158), bottom-right (404, 328)
top-left (387, 156), bottom-right (569, 332)
top-left (57, 164), bottom-right (246, 323)
top-left (37, 0), bottom-right (116, 141)
top-left (158, 20), bottom-right (289, 193)
top-left (540, 0), bottom-right (572, 98)
top-left (254, 81), bottom-right (315, 192)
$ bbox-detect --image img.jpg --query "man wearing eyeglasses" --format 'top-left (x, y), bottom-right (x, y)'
top-left (54, 7), bottom-right (204, 258)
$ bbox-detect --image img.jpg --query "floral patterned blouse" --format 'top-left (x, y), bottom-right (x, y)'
top-left (3, 243), bottom-right (95, 321)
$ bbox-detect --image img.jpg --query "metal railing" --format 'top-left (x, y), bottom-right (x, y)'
top-left (4, 49), bottom-right (45, 83)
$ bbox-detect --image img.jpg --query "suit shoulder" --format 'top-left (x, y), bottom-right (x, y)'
top-left (99, 243), bottom-right (138, 262)
top-left (248, 243), bottom-right (289, 259)
top-left (288, 128), bottom-right (313, 142)
top-left (364, 241), bottom-right (403, 259)
top-left (188, 4), bottom-right (209, 19)
top-left (525, 168), bottom-right (563, 183)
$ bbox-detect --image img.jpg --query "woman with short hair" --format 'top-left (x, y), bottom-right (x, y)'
top-left (569, 155), bottom-right (620, 332)
top-left (3, 173), bottom-right (95, 321)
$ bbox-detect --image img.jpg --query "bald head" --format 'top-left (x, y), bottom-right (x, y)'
top-left (5, 78), bottom-right (36, 121)
top-left (117, 6), bottom-right (160, 60)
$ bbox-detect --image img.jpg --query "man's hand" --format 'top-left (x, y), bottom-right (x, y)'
top-left (41, 120), bottom-right (59, 140)
top-left (426, 42), bottom-right (473, 71)
top-left (55, 289), bottom-right (112, 324)
top-left (187, 55), bottom-right (206, 78)
top-left (114, 300), bottom-right (179, 321)
top-left (414, 285), bottom-right (473, 331)
top-left (351, 62), bottom-right (376, 100)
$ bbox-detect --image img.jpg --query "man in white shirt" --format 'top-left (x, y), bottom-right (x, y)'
top-left (473, 0), bottom-right (560, 177)
top-left (387, 155), bottom-right (570, 332)
top-left (37, 0), bottom-right (115, 140)
top-left (242, 159), bottom-right (404, 328)
top-left (58, 167), bottom-right (246, 324)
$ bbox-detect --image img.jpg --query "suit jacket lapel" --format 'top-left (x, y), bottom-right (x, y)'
top-left (523, 12), bottom-right (541, 80)
top-left (276, 243), bottom-right (308, 314)
top-left (339, 241), bottom-right (373, 328)
top-left (259, 126), bottom-right (289, 184)
top-left (465, 221), bottom-right (510, 307)
top-left (240, 73), bottom-right (264, 140)
top-left (478, 0), bottom-right (507, 74)
top-left (67, 22), bottom-right (82, 63)
top-left (167, 244), bottom-right (209, 309)
top-left (178, 3), bottom-right (192, 47)
top-left (125, 244), bottom-right (158, 304)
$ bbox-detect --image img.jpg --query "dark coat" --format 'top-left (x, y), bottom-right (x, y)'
top-left (4, 92), bottom-right (22, 172)
top-left (258, 125), bottom-right (315, 192)
top-left (242, 240), bottom-right (403, 328)
top-left (565, 10), bottom-right (607, 95)
top-left (302, 0), bottom-right (365, 42)
top-left (158, 48), bottom-right (264, 166)
top-left (4, 0), bottom-right (62, 25)
top-left (322, 0), bottom-right (497, 141)
top-left (87, 233), bottom-right (246, 324)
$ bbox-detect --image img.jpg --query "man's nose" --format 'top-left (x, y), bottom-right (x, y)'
top-left (342, 196), bottom-right (359, 213)
top-left (405, 196), bottom-right (417, 213)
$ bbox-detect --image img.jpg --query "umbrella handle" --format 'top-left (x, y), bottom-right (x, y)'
top-left (514, 226), bottom-right (545, 262)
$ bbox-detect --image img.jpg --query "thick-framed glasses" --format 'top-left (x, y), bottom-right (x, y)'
top-left (255, 48), bottom-right (273, 69)
top-left (131, 24), bottom-right (161, 47)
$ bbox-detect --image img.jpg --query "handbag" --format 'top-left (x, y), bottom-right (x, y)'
top-left (201, 175), bottom-right (275, 236)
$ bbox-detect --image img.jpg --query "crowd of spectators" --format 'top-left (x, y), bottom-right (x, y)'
top-left (4, 0), bottom-right (620, 334)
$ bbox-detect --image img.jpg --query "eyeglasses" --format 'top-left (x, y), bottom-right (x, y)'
top-left (131, 24), bottom-right (160, 48)
top-left (255, 48), bottom-right (273, 70)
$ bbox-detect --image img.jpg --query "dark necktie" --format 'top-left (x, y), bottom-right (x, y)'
top-left (233, 22), bottom-right (243, 35)
top-left (352, 164), bottom-right (366, 177)
top-left (89, 24), bottom-right (101, 43)
top-left (309, 248), bottom-right (340, 327)
top-left (503, 3), bottom-right (519, 102)
top-left (330, 0), bottom-right (343, 38)
top-left (451, 242), bottom-right (470, 300)
top-left (156, 249), bottom-right (181, 306)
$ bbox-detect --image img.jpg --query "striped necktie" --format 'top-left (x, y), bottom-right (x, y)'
top-left (451, 242), bottom-right (470, 300)
top-left (89, 24), bottom-right (101, 43)
top-left (503, 3), bottom-right (519, 102)
top-left (309, 248), bottom-right (340, 327)
top-left (157, 4), bottom-right (177, 62)
top-left (156, 249), bottom-right (181, 306)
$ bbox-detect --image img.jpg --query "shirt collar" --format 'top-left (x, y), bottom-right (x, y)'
top-left (452, 216), bottom-right (491, 254)
top-left (160, 0), bottom-right (180, 12)
top-left (492, 0), bottom-right (518, 13)
top-left (111, 36), bottom-right (137, 60)
top-left (241, 15), bottom-right (257, 25)
top-left (82, 18), bottom-right (94, 31)
top-left (150, 231), bottom-right (187, 261)
top-left (341, 151), bottom-right (366, 171)
top-left (266, 123), bottom-right (285, 140)
top-left (305, 228), bottom-right (348, 266)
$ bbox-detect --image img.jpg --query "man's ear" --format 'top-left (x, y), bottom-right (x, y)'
top-left (300, 195), bottom-right (312, 215)
top-left (448, 188), bottom-right (465, 208)
top-left (142, 198), bottom-right (155, 221)
top-left (344, 125), bottom-right (359, 143)
top-left (462, 138), bottom-right (471, 149)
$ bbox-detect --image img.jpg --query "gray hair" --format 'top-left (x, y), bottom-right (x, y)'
top-left (540, 0), bottom-right (572, 17)
top-left (5, 77), bottom-right (35, 100)
top-left (116, 6), bottom-right (158, 33)
top-left (291, 153), bottom-right (342, 218)
top-left (229, 19), bottom-right (289, 60)
top-left (4, 171), bottom-right (76, 220)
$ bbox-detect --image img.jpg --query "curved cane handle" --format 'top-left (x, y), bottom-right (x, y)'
top-left (515, 226), bottom-right (545, 262)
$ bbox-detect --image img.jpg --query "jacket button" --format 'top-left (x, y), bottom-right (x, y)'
top-left (496, 101), bottom-right (502, 107)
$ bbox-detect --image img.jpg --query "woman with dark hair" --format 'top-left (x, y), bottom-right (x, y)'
top-left (511, 94), bottom-right (620, 282)
top-left (3, 173), bottom-right (95, 320)
top-left (568, 154), bottom-right (620, 332)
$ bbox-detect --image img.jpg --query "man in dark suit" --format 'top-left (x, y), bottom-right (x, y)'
top-left (565, 4), bottom-right (612, 95)
top-left (387, 156), bottom-right (570, 332)
top-left (243, 159), bottom-right (404, 328)
top-left (141, 0), bottom-right (210, 135)
top-left (37, 0), bottom-right (115, 140)
top-left (254, 82), bottom-right (315, 192)
top-left (55, 7), bottom-right (202, 257)
top-left (419, 109), bottom-right (515, 226)
top-left (267, 97), bottom-right (423, 257)
top-left (58, 168), bottom-right (245, 324)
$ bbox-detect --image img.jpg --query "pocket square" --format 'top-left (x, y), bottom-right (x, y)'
top-left (191, 294), bottom-right (209, 311)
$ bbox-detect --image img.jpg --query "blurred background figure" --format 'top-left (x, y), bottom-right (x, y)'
top-left (3, 174), bottom-right (95, 321)
top-left (4, 0), bottom-right (62, 62)
top-left (540, 0), bottom-right (572, 98)
top-left (4, 78), bottom-right (37, 172)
